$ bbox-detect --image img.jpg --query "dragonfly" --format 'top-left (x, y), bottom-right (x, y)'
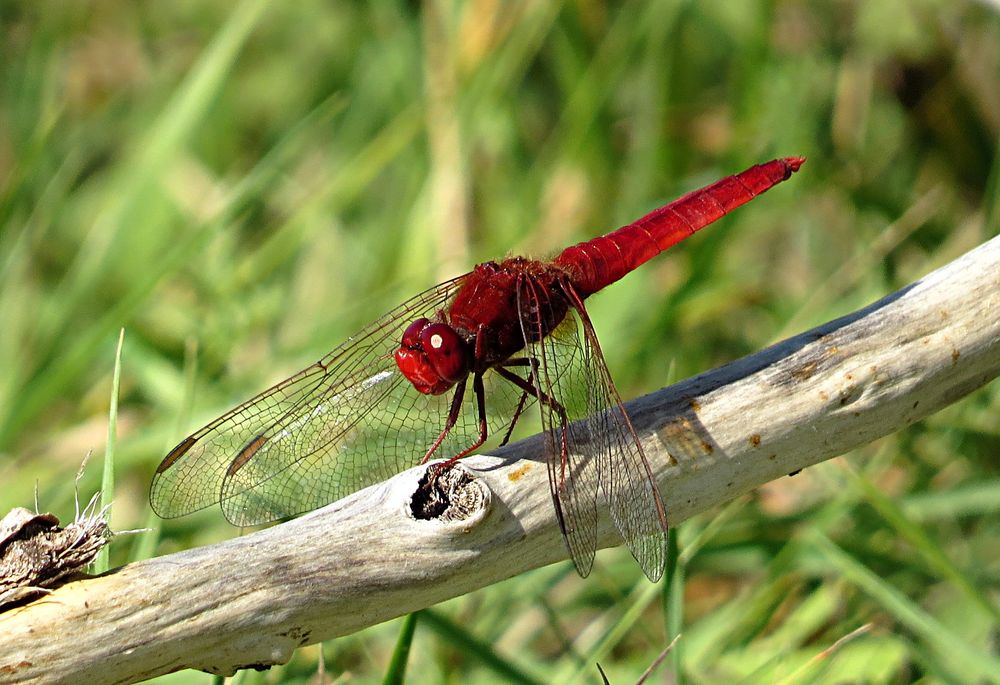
top-left (150, 156), bottom-right (804, 581)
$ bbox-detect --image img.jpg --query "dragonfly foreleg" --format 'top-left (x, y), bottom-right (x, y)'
top-left (420, 377), bottom-right (467, 464)
top-left (427, 372), bottom-right (490, 470)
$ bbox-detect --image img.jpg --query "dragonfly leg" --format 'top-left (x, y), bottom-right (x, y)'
top-left (496, 357), bottom-right (538, 446)
top-left (420, 377), bottom-right (467, 464)
top-left (425, 373), bottom-right (490, 475)
top-left (422, 325), bottom-right (491, 467)
top-left (435, 372), bottom-right (490, 471)
top-left (494, 365), bottom-right (571, 473)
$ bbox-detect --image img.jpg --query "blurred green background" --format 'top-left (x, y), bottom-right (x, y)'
top-left (1, 0), bottom-right (998, 683)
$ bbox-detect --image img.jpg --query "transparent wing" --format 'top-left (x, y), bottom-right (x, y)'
top-left (517, 277), bottom-right (668, 580)
top-left (150, 275), bottom-right (523, 526)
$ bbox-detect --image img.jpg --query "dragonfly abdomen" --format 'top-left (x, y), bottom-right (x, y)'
top-left (555, 157), bottom-right (804, 297)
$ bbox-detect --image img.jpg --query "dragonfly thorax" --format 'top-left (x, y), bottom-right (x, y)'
top-left (395, 317), bottom-right (471, 395)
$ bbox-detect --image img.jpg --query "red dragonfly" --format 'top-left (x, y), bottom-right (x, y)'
top-left (150, 157), bottom-right (804, 580)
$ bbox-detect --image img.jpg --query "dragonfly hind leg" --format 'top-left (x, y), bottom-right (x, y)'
top-left (494, 365), bottom-right (571, 481)
top-left (495, 357), bottom-right (539, 446)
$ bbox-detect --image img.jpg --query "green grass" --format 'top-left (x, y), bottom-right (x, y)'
top-left (1, 1), bottom-right (998, 683)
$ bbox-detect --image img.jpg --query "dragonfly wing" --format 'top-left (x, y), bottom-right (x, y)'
top-left (517, 277), bottom-right (668, 580)
top-left (515, 278), bottom-right (600, 577)
top-left (568, 285), bottom-right (669, 581)
top-left (150, 276), bottom-right (479, 526)
top-left (150, 361), bottom-right (330, 519)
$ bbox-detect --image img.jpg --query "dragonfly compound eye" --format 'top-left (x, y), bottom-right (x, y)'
top-left (395, 319), bottom-right (469, 395)
top-left (419, 322), bottom-right (469, 384)
top-left (400, 318), bottom-right (431, 347)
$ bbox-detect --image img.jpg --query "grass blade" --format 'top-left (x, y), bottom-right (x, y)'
top-left (808, 529), bottom-right (1000, 682)
top-left (382, 612), bottom-right (420, 685)
top-left (93, 327), bottom-right (124, 574)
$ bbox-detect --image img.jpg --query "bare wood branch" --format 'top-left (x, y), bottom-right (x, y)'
top-left (2, 235), bottom-right (998, 685)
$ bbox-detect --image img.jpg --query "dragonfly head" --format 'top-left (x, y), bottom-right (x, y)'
top-left (395, 318), bottom-right (471, 395)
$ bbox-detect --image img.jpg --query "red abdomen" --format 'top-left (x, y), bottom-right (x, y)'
top-left (554, 157), bottom-right (804, 297)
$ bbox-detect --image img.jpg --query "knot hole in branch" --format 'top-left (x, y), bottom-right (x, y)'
top-left (410, 462), bottom-right (489, 523)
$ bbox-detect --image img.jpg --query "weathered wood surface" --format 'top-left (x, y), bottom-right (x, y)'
top-left (1, 234), bottom-right (998, 685)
